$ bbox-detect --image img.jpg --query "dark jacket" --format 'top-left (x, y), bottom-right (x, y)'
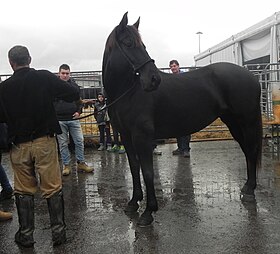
top-left (53, 78), bottom-right (83, 121)
top-left (94, 101), bottom-right (107, 125)
top-left (0, 67), bottom-right (80, 144)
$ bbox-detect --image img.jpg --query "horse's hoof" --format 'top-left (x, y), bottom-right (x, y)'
top-left (240, 184), bottom-right (255, 202)
top-left (137, 213), bottom-right (154, 227)
top-left (124, 203), bottom-right (139, 213)
top-left (125, 211), bottom-right (140, 220)
top-left (240, 193), bottom-right (256, 202)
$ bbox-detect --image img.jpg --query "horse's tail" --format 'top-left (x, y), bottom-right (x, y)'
top-left (256, 105), bottom-right (263, 169)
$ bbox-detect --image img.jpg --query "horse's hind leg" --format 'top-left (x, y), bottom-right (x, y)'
top-left (240, 119), bottom-right (262, 202)
top-left (122, 135), bottom-right (143, 213)
top-left (221, 114), bottom-right (262, 201)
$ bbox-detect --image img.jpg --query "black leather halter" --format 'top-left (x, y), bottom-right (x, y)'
top-left (76, 38), bottom-right (155, 120)
top-left (115, 40), bottom-right (154, 75)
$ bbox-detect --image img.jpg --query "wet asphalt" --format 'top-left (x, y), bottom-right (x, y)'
top-left (1, 140), bottom-right (280, 254)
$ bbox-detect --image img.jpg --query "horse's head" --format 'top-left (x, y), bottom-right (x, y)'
top-left (102, 12), bottom-right (161, 93)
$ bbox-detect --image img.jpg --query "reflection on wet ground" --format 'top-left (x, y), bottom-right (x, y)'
top-left (1, 140), bottom-right (280, 253)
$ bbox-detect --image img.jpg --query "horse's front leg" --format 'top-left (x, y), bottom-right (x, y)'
top-left (122, 135), bottom-right (143, 213)
top-left (134, 137), bottom-right (158, 226)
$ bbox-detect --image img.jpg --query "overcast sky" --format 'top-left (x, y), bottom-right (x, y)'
top-left (0, 0), bottom-right (279, 74)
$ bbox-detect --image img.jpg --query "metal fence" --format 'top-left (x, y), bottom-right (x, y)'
top-left (245, 63), bottom-right (280, 122)
top-left (245, 63), bottom-right (280, 153)
top-left (2, 64), bottom-right (280, 142)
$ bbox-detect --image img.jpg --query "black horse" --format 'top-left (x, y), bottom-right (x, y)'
top-left (102, 12), bottom-right (262, 226)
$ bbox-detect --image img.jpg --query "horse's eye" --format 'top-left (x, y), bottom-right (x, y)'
top-left (123, 38), bottom-right (133, 47)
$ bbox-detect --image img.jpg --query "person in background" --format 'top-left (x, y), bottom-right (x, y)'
top-left (169, 59), bottom-right (191, 158)
top-left (0, 45), bottom-right (80, 247)
top-left (109, 127), bottom-right (126, 154)
top-left (0, 209), bottom-right (12, 221)
top-left (0, 152), bottom-right (13, 221)
top-left (153, 141), bottom-right (162, 155)
top-left (54, 64), bottom-right (93, 176)
top-left (93, 93), bottom-right (112, 151)
top-left (0, 153), bottom-right (13, 201)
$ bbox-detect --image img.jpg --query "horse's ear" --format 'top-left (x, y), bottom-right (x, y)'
top-left (119, 12), bottom-right (128, 31)
top-left (133, 17), bottom-right (140, 30)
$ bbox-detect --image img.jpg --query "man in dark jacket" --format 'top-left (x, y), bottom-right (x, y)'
top-left (169, 59), bottom-right (191, 157)
top-left (54, 64), bottom-right (93, 176)
top-left (0, 45), bottom-right (80, 247)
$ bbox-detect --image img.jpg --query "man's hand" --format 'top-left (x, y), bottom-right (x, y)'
top-left (72, 112), bottom-right (80, 119)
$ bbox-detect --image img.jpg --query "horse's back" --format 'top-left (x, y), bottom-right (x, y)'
top-left (153, 62), bottom-right (261, 138)
top-left (208, 62), bottom-right (260, 88)
top-left (207, 62), bottom-right (261, 112)
top-left (164, 62), bottom-right (261, 110)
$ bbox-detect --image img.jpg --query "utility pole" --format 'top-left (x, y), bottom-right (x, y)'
top-left (196, 31), bottom-right (203, 53)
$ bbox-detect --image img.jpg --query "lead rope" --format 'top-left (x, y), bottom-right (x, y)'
top-left (74, 78), bottom-right (138, 120)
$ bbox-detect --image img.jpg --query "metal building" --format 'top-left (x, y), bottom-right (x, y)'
top-left (194, 11), bottom-right (280, 67)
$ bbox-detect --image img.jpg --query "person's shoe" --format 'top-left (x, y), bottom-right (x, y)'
top-left (0, 210), bottom-right (12, 221)
top-left (0, 189), bottom-right (14, 201)
top-left (183, 151), bottom-right (190, 158)
top-left (106, 144), bottom-right (112, 151)
top-left (153, 148), bottom-right (162, 155)
top-left (15, 231), bottom-right (35, 248)
top-left (108, 144), bottom-right (119, 152)
top-left (62, 165), bottom-right (71, 176)
top-left (118, 145), bottom-right (126, 154)
top-left (172, 149), bottom-right (182, 155)
top-left (98, 144), bottom-right (105, 151)
top-left (77, 162), bottom-right (93, 173)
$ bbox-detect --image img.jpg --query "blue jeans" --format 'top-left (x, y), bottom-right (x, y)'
top-left (0, 153), bottom-right (13, 192)
top-left (57, 120), bottom-right (85, 165)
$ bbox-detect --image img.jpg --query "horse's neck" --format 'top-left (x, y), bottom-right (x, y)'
top-left (104, 73), bottom-right (135, 102)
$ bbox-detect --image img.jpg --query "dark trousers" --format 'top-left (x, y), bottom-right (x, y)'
top-left (98, 124), bottom-right (112, 145)
top-left (112, 128), bottom-right (122, 146)
top-left (176, 135), bottom-right (191, 152)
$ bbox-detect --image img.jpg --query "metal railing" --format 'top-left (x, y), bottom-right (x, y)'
top-left (0, 66), bottom-right (236, 142)
top-left (245, 63), bottom-right (280, 122)
top-left (3, 64), bottom-right (280, 142)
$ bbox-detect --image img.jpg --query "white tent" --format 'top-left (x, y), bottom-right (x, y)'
top-left (194, 12), bottom-right (280, 66)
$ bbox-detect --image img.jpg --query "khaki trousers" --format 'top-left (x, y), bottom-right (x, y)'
top-left (10, 136), bottom-right (62, 198)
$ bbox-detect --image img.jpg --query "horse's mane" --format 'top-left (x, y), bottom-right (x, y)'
top-left (105, 25), bottom-right (143, 54)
